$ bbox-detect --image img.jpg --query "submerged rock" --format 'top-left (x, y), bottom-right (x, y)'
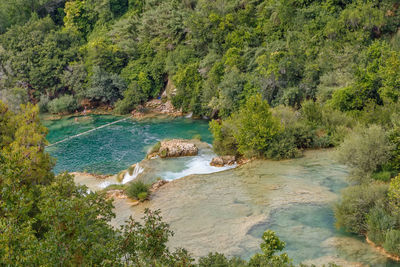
top-left (210, 155), bottom-right (236, 167)
top-left (150, 139), bottom-right (199, 158)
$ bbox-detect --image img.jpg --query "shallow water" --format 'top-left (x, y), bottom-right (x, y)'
top-left (119, 151), bottom-right (399, 266)
top-left (44, 115), bottom-right (212, 174)
top-left (44, 116), bottom-right (400, 266)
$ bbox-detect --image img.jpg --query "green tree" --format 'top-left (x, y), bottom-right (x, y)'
top-left (248, 230), bottom-right (293, 267)
top-left (86, 66), bottom-right (127, 105)
top-left (232, 94), bottom-right (282, 157)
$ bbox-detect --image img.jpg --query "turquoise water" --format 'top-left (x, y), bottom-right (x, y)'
top-left (44, 116), bottom-right (400, 266)
top-left (44, 115), bottom-right (212, 174)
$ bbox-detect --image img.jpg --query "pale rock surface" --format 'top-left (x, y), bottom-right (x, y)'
top-left (210, 155), bottom-right (236, 167)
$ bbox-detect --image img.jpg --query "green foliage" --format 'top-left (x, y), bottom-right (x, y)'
top-left (232, 95), bottom-right (282, 157)
top-left (114, 82), bottom-right (146, 114)
top-left (366, 204), bottom-right (397, 245)
top-left (172, 62), bottom-right (203, 114)
top-left (64, 0), bottom-right (99, 38)
top-left (389, 175), bottom-right (400, 214)
top-left (192, 134), bottom-right (202, 141)
top-left (118, 209), bottom-right (193, 266)
top-left (86, 66), bottom-right (127, 105)
top-left (337, 125), bottom-right (392, 183)
top-left (335, 183), bottom-right (388, 234)
top-left (383, 230), bottom-right (400, 256)
top-left (198, 253), bottom-right (246, 267)
top-left (248, 230), bottom-right (293, 267)
top-left (47, 95), bottom-right (79, 114)
top-left (0, 87), bottom-right (29, 112)
top-left (209, 119), bottom-right (238, 156)
top-left (126, 181), bottom-right (150, 201)
top-left (148, 141), bottom-right (161, 155)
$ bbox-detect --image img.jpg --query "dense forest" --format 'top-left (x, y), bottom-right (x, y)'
top-left (1, 0), bottom-right (400, 264)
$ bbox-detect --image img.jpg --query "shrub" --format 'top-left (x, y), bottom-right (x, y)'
top-left (337, 125), bottom-right (392, 183)
top-left (388, 175), bottom-right (400, 213)
top-left (48, 95), bottom-right (78, 114)
top-left (126, 181), bottom-right (150, 201)
top-left (192, 134), bottom-right (202, 141)
top-left (335, 183), bottom-right (388, 234)
top-left (198, 253), bottom-right (246, 267)
top-left (137, 192), bottom-right (148, 201)
top-left (114, 82), bottom-right (146, 114)
top-left (301, 100), bottom-right (323, 126)
top-left (209, 119), bottom-right (238, 156)
top-left (265, 132), bottom-right (301, 160)
top-left (231, 94), bottom-right (282, 157)
top-left (86, 66), bottom-right (127, 105)
top-left (371, 170), bottom-right (393, 182)
top-left (38, 94), bottom-right (50, 113)
top-left (366, 205), bottom-right (396, 245)
top-left (148, 141), bottom-right (161, 155)
top-left (383, 229), bottom-right (400, 256)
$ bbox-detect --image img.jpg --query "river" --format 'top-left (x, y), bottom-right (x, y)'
top-left (44, 115), bottom-right (400, 266)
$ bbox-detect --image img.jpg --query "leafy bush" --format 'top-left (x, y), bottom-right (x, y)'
top-left (366, 205), bottom-right (397, 245)
top-left (301, 100), bottom-right (323, 126)
top-left (383, 230), bottom-right (400, 256)
top-left (337, 125), bottom-right (392, 183)
top-left (231, 95), bottom-right (282, 157)
top-left (114, 82), bottom-right (146, 114)
top-left (389, 175), bottom-right (400, 213)
top-left (192, 134), bottom-right (202, 141)
top-left (209, 119), bottom-right (238, 156)
top-left (47, 95), bottom-right (78, 114)
top-left (0, 87), bottom-right (29, 112)
top-left (86, 66), bottom-right (127, 105)
top-left (148, 141), bottom-right (161, 155)
top-left (38, 94), bottom-right (50, 113)
top-left (265, 132), bottom-right (301, 160)
top-left (126, 181), bottom-right (150, 201)
top-left (335, 183), bottom-right (388, 234)
top-left (198, 253), bottom-right (246, 267)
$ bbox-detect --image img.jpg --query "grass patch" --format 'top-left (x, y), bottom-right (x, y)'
top-left (372, 171), bottom-right (394, 182)
top-left (126, 181), bottom-right (150, 201)
top-left (192, 134), bottom-right (202, 141)
top-left (148, 141), bottom-right (161, 154)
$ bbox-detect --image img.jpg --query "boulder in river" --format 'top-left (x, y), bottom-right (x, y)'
top-left (210, 155), bottom-right (236, 167)
top-left (149, 139), bottom-right (199, 158)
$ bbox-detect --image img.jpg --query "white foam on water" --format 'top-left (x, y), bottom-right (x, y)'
top-left (161, 153), bottom-right (236, 181)
top-left (122, 163), bottom-right (144, 184)
top-left (99, 181), bottom-right (114, 189)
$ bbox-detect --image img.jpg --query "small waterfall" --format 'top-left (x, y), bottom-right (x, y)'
top-left (122, 163), bottom-right (144, 184)
top-left (185, 112), bottom-right (193, 118)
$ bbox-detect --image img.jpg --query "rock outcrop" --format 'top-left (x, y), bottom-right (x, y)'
top-left (131, 99), bottom-right (182, 118)
top-left (150, 179), bottom-right (169, 192)
top-left (149, 139), bottom-right (198, 158)
top-left (210, 155), bottom-right (236, 167)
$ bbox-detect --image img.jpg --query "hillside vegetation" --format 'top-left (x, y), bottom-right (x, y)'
top-left (1, 0), bottom-right (400, 262)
